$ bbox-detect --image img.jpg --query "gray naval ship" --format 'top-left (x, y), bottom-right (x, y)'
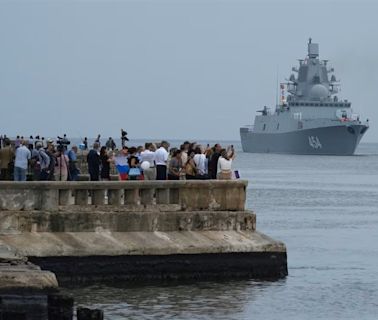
top-left (240, 39), bottom-right (369, 155)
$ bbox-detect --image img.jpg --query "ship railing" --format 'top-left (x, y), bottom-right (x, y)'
top-left (337, 113), bottom-right (367, 124)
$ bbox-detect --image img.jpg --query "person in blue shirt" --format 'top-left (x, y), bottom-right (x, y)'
top-left (67, 145), bottom-right (80, 181)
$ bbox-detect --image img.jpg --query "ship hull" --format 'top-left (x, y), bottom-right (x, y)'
top-left (240, 124), bottom-right (368, 155)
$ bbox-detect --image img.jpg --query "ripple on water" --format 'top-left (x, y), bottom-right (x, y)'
top-left (63, 143), bottom-right (378, 320)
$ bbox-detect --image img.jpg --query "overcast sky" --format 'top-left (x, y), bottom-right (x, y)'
top-left (1, 0), bottom-right (377, 142)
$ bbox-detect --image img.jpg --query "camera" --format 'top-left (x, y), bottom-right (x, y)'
top-left (56, 144), bottom-right (65, 152)
top-left (57, 135), bottom-right (70, 150)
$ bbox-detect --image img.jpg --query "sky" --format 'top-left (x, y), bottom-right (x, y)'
top-left (0, 0), bottom-right (378, 142)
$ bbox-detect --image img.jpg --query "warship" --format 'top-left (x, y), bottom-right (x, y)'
top-left (240, 39), bottom-right (369, 155)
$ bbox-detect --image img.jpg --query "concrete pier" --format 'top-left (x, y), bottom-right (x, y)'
top-left (0, 180), bottom-right (287, 287)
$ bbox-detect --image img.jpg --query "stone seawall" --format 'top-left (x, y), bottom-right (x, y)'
top-left (0, 180), bottom-right (287, 301)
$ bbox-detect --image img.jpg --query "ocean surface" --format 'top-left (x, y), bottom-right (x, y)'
top-left (63, 141), bottom-right (378, 320)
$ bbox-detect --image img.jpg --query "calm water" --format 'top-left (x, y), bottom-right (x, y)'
top-left (63, 142), bottom-right (378, 320)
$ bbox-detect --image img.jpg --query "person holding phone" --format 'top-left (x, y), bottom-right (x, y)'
top-left (217, 146), bottom-right (236, 180)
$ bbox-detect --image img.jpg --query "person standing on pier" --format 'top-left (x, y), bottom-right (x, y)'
top-left (14, 140), bottom-right (31, 181)
top-left (87, 142), bottom-right (101, 181)
top-left (67, 145), bottom-right (80, 181)
top-left (55, 145), bottom-right (69, 181)
top-left (83, 137), bottom-right (88, 150)
top-left (95, 134), bottom-right (101, 146)
top-left (140, 143), bottom-right (156, 180)
top-left (168, 149), bottom-right (182, 180)
top-left (30, 142), bottom-right (50, 181)
top-left (0, 139), bottom-right (14, 180)
top-left (120, 129), bottom-right (129, 148)
top-left (208, 144), bottom-right (222, 179)
top-left (15, 136), bottom-right (21, 148)
top-left (217, 147), bottom-right (236, 180)
top-left (193, 145), bottom-right (208, 179)
top-left (105, 137), bottom-right (116, 151)
top-left (100, 146), bottom-right (111, 181)
top-left (155, 141), bottom-right (169, 180)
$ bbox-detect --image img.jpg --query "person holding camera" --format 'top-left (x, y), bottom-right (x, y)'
top-left (217, 146), bottom-right (236, 180)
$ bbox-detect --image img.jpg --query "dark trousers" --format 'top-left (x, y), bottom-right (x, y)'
top-left (0, 168), bottom-right (10, 180)
top-left (89, 173), bottom-right (99, 181)
top-left (156, 165), bottom-right (167, 180)
top-left (168, 173), bottom-right (179, 180)
top-left (40, 169), bottom-right (49, 181)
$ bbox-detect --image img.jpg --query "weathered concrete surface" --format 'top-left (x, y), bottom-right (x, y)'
top-left (0, 210), bottom-right (256, 233)
top-left (0, 242), bottom-right (58, 292)
top-left (0, 263), bottom-right (58, 292)
top-left (0, 243), bottom-right (64, 320)
top-left (0, 180), bottom-right (287, 284)
top-left (0, 180), bottom-right (247, 211)
top-left (0, 230), bottom-right (285, 257)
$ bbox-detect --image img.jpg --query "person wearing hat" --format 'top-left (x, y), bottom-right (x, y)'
top-left (31, 142), bottom-right (50, 180)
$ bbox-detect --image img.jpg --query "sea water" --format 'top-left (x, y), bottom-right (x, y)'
top-left (63, 142), bottom-right (378, 320)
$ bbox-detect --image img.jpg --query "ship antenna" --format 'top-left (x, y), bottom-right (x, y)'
top-left (275, 65), bottom-right (279, 108)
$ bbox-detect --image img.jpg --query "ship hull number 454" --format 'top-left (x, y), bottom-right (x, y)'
top-left (308, 136), bottom-right (322, 149)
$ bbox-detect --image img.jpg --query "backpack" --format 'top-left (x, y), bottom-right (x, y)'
top-left (39, 149), bottom-right (50, 170)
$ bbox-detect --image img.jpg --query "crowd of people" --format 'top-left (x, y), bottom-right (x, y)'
top-left (0, 134), bottom-right (80, 181)
top-left (86, 140), bottom-right (237, 181)
top-left (0, 131), bottom-right (237, 182)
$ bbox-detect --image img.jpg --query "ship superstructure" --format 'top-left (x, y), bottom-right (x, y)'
top-left (240, 39), bottom-right (369, 155)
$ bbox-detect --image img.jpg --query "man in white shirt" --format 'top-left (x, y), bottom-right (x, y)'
top-left (14, 140), bottom-right (31, 181)
top-left (140, 143), bottom-right (156, 180)
top-left (155, 141), bottom-right (169, 180)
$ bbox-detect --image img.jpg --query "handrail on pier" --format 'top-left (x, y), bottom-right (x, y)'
top-left (0, 180), bottom-right (247, 212)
